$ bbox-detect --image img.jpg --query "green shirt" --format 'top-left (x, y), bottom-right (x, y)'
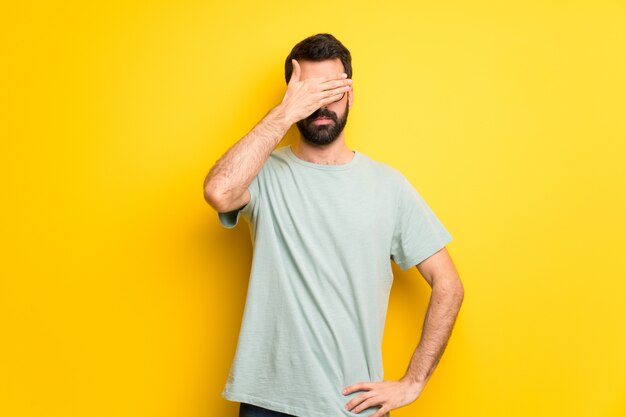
top-left (218, 144), bottom-right (453, 417)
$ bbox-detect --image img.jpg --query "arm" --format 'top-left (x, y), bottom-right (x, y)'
top-left (342, 247), bottom-right (464, 417)
top-left (400, 247), bottom-right (464, 388)
top-left (202, 105), bottom-right (290, 213)
top-left (203, 59), bottom-right (353, 213)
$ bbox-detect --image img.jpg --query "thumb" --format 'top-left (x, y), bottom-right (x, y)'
top-left (289, 59), bottom-right (301, 84)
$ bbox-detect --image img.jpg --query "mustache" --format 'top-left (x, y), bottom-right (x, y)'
top-left (307, 108), bottom-right (337, 123)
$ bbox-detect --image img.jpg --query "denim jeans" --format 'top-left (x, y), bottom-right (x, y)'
top-left (238, 402), bottom-right (390, 417)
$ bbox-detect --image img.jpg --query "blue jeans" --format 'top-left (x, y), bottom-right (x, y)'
top-left (238, 402), bottom-right (298, 417)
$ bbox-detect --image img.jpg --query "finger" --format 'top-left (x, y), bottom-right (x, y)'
top-left (319, 91), bottom-right (348, 107)
top-left (289, 59), bottom-right (301, 84)
top-left (342, 385), bottom-right (355, 395)
top-left (313, 72), bottom-right (348, 84)
top-left (370, 406), bottom-right (391, 417)
top-left (342, 382), bottom-right (369, 395)
top-left (319, 84), bottom-right (351, 99)
top-left (322, 87), bottom-right (349, 103)
top-left (350, 396), bottom-right (380, 414)
top-left (319, 78), bottom-right (352, 91)
top-left (345, 391), bottom-right (378, 413)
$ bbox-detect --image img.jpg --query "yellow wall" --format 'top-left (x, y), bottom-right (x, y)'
top-left (2, 1), bottom-right (625, 416)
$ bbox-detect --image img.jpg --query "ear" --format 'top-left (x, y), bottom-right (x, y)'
top-left (348, 87), bottom-right (354, 109)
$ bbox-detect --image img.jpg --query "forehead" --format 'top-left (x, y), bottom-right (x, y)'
top-left (298, 58), bottom-right (345, 79)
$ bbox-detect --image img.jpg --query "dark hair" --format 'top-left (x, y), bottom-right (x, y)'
top-left (284, 33), bottom-right (352, 84)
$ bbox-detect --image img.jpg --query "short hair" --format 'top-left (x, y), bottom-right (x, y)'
top-left (284, 33), bottom-right (352, 84)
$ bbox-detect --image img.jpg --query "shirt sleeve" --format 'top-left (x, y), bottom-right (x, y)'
top-left (390, 176), bottom-right (453, 271)
top-left (217, 172), bottom-right (261, 229)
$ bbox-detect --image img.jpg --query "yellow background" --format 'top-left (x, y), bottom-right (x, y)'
top-left (2, 1), bottom-right (625, 416)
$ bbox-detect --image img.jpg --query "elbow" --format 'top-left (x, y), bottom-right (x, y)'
top-left (203, 184), bottom-right (226, 212)
top-left (203, 172), bottom-right (229, 211)
top-left (455, 280), bottom-right (465, 305)
top-left (441, 277), bottom-right (464, 304)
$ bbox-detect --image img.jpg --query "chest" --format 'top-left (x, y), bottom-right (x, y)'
top-left (258, 171), bottom-right (396, 251)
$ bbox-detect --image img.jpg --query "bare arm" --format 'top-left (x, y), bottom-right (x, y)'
top-left (400, 247), bottom-right (465, 388)
top-left (340, 247), bottom-right (464, 416)
top-left (203, 59), bottom-right (353, 213)
top-left (203, 105), bottom-right (291, 213)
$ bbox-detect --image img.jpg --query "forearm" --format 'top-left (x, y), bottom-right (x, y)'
top-left (400, 282), bottom-right (464, 388)
top-left (204, 60), bottom-right (351, 210)
top-left (204, 103), bottom-right (291, 209)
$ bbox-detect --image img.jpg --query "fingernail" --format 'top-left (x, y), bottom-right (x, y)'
top-left (342, 73), bottom-right (347, 78)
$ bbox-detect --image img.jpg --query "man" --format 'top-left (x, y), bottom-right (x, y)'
top-left (204, 33), bottom-right (464, 417)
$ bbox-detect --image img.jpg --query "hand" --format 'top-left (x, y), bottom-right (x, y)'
top-left (341, 378), bottom-right (424, 417)
top-left (280, 59), bottom-right (353, 125)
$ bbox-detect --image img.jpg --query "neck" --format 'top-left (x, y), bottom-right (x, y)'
top-left (292, 135), bottom-right (354, 165)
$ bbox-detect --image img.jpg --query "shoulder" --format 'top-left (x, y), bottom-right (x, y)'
top-left (358, 154), bottom-right (423, 212)
top-left (270, 145), bottom-right (290, 159)
top-left (252, 146), bottom-right (290, 178)
top-left (358, 152), bottom-right (407, 186)
top-left (266, 145), bottom-right (293, 168)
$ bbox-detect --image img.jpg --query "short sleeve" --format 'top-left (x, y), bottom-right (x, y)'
top-left (390, 176), bottom-right (453, 271)
top-left (217, 172), bottom-right (260, 229)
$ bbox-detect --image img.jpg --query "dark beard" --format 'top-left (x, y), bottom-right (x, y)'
top-left (296, 102), bottom-right (349, 146)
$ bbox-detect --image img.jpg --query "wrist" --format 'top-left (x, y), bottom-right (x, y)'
top-left (400, 375), bottom-right (427, 390)
top-left (270, 103), bottom-right (294, 130)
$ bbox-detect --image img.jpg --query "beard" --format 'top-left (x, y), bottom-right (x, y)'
top-left (296, 102), bottom-right (349, 146)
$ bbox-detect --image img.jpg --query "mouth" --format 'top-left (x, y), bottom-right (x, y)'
top-left (312, 117), bottom-right (333, 126)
